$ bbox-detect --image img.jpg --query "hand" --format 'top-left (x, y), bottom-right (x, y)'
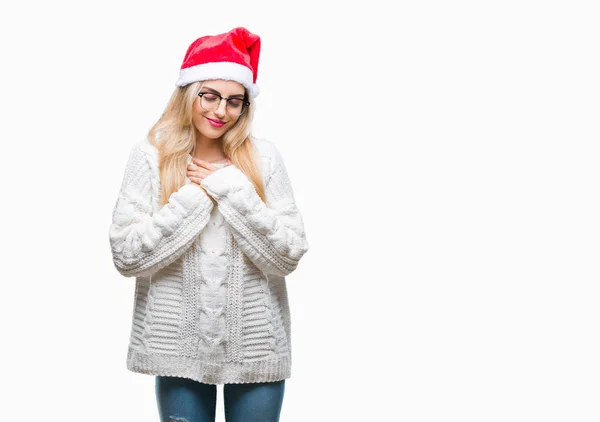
top-left (187, 159), bottom-right (231, 198)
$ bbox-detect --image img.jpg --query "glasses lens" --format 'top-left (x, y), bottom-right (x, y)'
top-left (226, 99), bottom-right (246, 116)
top-left (200, 93), bottom-right (220, 111)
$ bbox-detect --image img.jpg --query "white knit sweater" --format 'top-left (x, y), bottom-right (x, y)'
top-left (108, 137), bottom-right (309, 384)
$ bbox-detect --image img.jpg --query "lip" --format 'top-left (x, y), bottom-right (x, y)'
top-left (206, 117), bottom-right (226, 128)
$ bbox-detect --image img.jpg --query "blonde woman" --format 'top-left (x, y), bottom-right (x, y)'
top-left (108, 27), bottom-right (309, 422)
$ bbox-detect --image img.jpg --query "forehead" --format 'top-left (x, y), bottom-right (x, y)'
top-left (201, 79), bottom-right (245, 95)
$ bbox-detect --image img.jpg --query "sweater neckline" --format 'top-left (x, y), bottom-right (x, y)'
top-left (187, 154), bottom-right (229, 167)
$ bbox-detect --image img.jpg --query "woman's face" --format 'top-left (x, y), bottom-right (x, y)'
top-left (192, 79), bottom-right (246, 141)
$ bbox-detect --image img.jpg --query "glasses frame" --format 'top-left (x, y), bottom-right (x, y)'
top-left (197, 92), bottom-right (250, 116)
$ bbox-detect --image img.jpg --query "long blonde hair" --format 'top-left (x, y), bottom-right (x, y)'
top-left (147, 81), bottom-right (266, 205)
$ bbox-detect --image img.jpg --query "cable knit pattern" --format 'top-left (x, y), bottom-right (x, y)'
top-left (109, 137), bottom-right (309, 385)
top-left (109, 142), bottom-right (215, 277)
top-left (200, 144), bottom-right (309, 276)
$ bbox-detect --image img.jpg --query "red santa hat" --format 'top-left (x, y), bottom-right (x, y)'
top-left (175, 27), bottom-right (261, 98)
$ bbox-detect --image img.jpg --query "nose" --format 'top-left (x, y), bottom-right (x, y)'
top-left (214, 99), bottom-right (227, 118)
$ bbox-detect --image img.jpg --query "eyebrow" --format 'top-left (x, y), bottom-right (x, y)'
top-left (201, 86), bottom-right (245, 98)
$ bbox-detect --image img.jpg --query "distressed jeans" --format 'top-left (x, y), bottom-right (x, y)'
top-left (155, 376), bottom-right (285, 422)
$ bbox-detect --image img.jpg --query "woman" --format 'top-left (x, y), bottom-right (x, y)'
top-left (108, 27), bottom-right (309, 422)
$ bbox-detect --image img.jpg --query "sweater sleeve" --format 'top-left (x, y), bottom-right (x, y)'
top-left (200, 144), bottom-right (309, 277)
top-left (109, 144), bottom-right (215, 278)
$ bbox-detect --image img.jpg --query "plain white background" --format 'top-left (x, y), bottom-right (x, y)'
top-left (1, 1), bottom-right (599, 421)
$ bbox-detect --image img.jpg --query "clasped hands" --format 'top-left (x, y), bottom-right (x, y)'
top-left (187, 158), bottom-right (232, 199)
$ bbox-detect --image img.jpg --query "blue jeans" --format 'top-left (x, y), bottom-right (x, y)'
top-left (155, 376), bottom-right (285, 422)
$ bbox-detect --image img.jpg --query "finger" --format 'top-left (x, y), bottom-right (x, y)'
top-left (186, 170), bottom-right (204, 179)
top-left (188, 167), bottom-right (209, 178)
top-left (192, 158), bottom-right (218, 171)
top-left (187, 168), bottom-right (210, 177)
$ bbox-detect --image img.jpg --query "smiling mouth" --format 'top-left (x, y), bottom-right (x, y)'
top-left (206, 117), bottom-right (226, 128)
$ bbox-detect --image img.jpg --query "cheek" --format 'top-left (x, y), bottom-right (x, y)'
top-left (192, 114), bottom-right (201, 130)
top-left (192, 106), bottom-right (206, 127)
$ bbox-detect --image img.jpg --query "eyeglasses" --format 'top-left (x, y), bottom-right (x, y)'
top-left (198, 92), bottom-right (250, 116)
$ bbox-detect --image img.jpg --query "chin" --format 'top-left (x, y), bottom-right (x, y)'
top-left (206, 126), bottom-right (228, 137)
top-left (194, 123), bottom-right (227, 139)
